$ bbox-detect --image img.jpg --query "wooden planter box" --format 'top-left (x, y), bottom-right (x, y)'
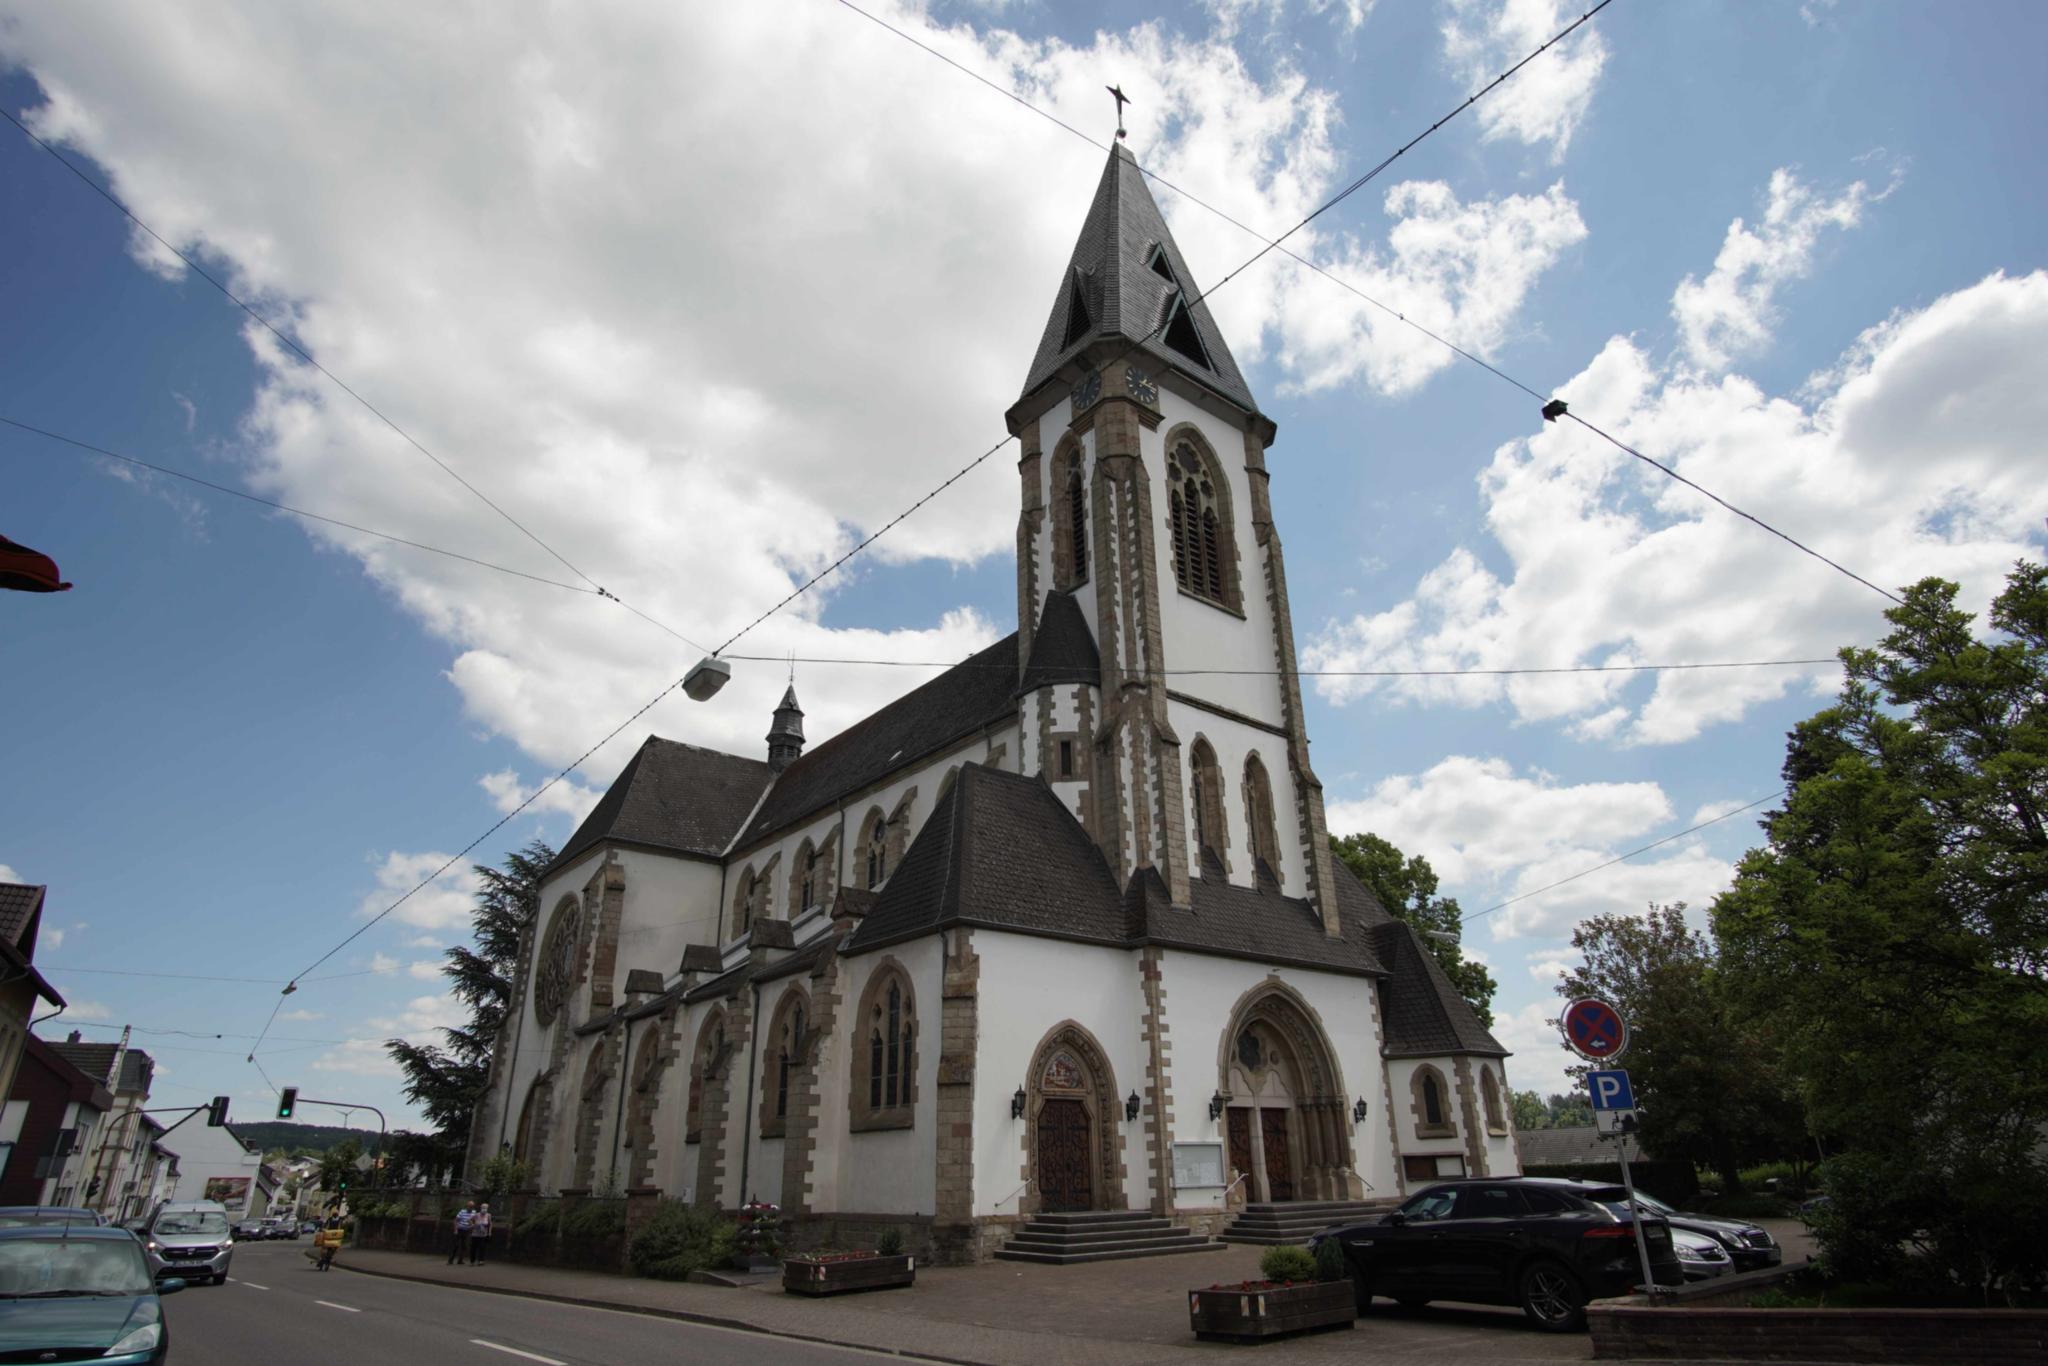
top-left (783, 1254), bottom-right (917, 1296)
top-left (1189, 1282), bottom-right (1355, 1343)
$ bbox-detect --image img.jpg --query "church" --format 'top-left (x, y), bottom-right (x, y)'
top-left (469, 141), bottom-right (1518, 1263)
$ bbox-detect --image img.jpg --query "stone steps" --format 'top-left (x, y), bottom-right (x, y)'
top-left (992, 1210), bottom-right (1224, 1266)
top-left (1220, 1199), bottom-right (1396, 1246)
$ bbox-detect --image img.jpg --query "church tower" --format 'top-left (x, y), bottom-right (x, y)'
top-left (1007, 142), bottom-right (1340, 931)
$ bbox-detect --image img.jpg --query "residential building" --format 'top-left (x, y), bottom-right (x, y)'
top-left (47, 1031), bottom-right (157, 1222)
top-left (153, 1112), bottom-right (270, 1220)
top-left (471, 142), bottom-right (1516, 1261)
top-left (0, 1032), bottom-right (112, 1207)
top-left (0, 883), bottom-right (66, 1114)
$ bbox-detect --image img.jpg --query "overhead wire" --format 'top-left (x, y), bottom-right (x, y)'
top-left (710, 0), bottom-right (1618, 659)
top-left (1462, 790), bottom-right (1783, 925)
top-left (4, 416), bottom-right (602, 596)
top-left (0, 105), bottom-right (712, 652)
top-left (836, 0), bottom-right (1910, 613)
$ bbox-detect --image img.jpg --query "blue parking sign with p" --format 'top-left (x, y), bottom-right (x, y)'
top-left (1588, 1069), bottom-right (1634, 1112)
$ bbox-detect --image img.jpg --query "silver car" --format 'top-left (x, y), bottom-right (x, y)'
top-left (139, 1200), bottom-right (235, 1286)
top-left (1671, 1227), bottom-right (1733, 1281)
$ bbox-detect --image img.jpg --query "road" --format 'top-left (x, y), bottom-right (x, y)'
top-left (167, 1239), bottom-right (894, 1366)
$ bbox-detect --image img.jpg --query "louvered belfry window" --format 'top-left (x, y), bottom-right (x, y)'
top-left (1068, 467), bottom-right (1088, 582)
top-left (1168, 440), bottom-right (1227, 604)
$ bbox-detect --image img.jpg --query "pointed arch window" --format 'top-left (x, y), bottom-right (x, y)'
top-left (1242, 752), bottom-right (1282, 886)
top-left (865, 816), bottom-right (888, 889)
top-left (796, 842), bottom-right (820, 915)
top-left (1411, 1064), bottom-right (1455, 1139)
top-left (1050, 439), bottom-right (1087, 590)
top-left (1167, 438), bottom-right (1235, 610)
top-left (730, 868), bottom-right (757, 940)
top-left (850, 963), bottom-right (917, 1131)
top-left (761, 991), bottom-right (809, 1137)
top-left (1482, 1066), bottom-right (1506, 1135)
top-left (1189, 738), bottom-right (1228, 874)
top-left (686, 1015), bottom-right (726, 1145)
top-left (1067, 464), bottom-right (1088, 582)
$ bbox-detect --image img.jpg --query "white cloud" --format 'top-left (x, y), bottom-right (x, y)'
top-left (1304, 267), bottom-right (2048, 745)
top-left (63, 1000), bottom-right (112, 1022)
top-left (1672, 168), bottom-right (1890, 371)
top-left (1205, 0), bottom-right (1373, 38)
top-left (357, 852), bottom-right (480, 934)
top-left (1441, 0), bottom-right (1608, 161)
top-left (477, 769), bottom-right (601, 823)
top-left (1493, 999), bottom-right (1578, 1098)
top-left (407, 960), bottom-right (444, 982)
top-left (1326, 755), bottom-right (1734, 938)
top-left (279, 1009), bottom-right (325, 1022)
top-left (42, 928), bottom-right (63, 951)
top-left (310, 993), bottom-right (465, 1077)
top-left (0, 865), bottom-right (21, 884)
top-left (403, 934), bottom-right (444, 950)
top-left (0, 4), bottom-right (1585, 792)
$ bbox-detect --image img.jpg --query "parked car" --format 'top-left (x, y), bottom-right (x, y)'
top-left (233, 1218), bottom-right (266, 1241)
top-left (0, 1206), bottom-right (106, 1228)
top-left (1670, 1227), bottom-right (1733, 1280)
top-left (138, 1200), bottom-right (235, 1286)
top-left (1573, 1184), bottom-right (1781, 1272)
top-left (258, 1217), bottom-right (299, 1240)
top-left (300, 1220), bottom-right (322, 1236)
top-left (1312, 1177), bottom-right (1684, 1332)
top-left (0, 1223), bottom-right (181, 1363)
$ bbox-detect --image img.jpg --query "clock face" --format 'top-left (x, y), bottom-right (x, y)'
top-left (1124, 365), bottom-right (1158, 406)
top-left (1070, 369), bottom-right (1102, 414)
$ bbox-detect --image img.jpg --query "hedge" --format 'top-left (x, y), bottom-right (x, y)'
top-left (1522, 1160), bottom-right (1700, 1205)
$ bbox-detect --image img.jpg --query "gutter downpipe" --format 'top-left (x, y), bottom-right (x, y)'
top-left (608, 1013), bottom-right (636, 1195)
top-left (737, 977), bottom-right (763, 1206)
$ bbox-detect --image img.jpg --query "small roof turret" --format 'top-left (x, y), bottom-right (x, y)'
top-left (767, 683), bottom-right (806, 772)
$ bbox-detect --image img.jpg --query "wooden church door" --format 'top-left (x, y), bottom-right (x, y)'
top-left (1259, 1109), bottom-right (1295, 1202)
top-left (1036, 1098), bottom-right (1093, 1212)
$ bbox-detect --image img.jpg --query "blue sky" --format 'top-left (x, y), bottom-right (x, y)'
top-left (4, 0), bottom-right (2045, 1124)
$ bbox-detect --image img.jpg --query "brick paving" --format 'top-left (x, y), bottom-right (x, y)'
top-left (338, 1242), bottom-right (1597, 1364)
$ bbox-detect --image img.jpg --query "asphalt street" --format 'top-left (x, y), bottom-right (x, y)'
top-left (168, 1240), bottom-right (896, 1366)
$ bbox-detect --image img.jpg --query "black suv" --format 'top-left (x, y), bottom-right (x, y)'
top-left (1312, 1177), bottom-right (1683, 1332)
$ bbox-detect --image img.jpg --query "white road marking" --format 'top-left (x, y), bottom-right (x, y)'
top-left (470, 1342), bottom-right (567, 1366)
top-left (315, 1299), bottom-right (360, 1312)
top-left (235, 1280), bottom-right (269, 1290)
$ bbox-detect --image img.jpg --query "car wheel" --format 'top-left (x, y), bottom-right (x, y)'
top-left (213, 1274), bottom-right (228, 1287)
top-left (1517, 1260), bottom-right (1587, 1333)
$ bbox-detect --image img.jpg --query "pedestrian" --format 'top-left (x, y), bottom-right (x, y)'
top-left (448, 1201), bottom-right (475, 1264)
top-left (470, 1203), bottom-right (492, 1265)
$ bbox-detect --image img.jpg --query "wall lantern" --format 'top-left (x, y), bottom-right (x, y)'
top-left (1208, 1092), bottom-right (1225, 1121)
top-left (1352, 1097), bottom-right (1369, 1124)
top-left (1125, 1091), bottom-right (1142, 1122)
top-left (1011, 1087), bottom-right (1027, 1120)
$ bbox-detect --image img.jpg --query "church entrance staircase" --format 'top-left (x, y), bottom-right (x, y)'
top-left (1219, 1199), bottom-right (1397, 1246)
top-left (992, 1211), bottom-right (1224, 1265)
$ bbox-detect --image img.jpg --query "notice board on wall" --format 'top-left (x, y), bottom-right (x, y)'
top-left (1172, 1141), bottom-right (1226, 1189)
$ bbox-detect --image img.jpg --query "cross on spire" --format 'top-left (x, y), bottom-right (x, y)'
top-left (1106, 84), bottom-right (1130, 141)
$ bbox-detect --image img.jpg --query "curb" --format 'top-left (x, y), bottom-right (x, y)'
top-left (333, 1258), bottom-right (981, 1365)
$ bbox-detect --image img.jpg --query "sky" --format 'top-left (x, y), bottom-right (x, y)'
top-left (3, 0), bottom-right (2045, 1129)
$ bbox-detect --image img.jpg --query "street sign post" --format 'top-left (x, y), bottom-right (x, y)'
top-left (1560, 998), bottom-right (1629, 1062)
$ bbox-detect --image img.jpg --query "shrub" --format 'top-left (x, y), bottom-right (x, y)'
top-left (1313, 1237), bottom-right (1347, 1284)
top-left (876, 1228), bottom-right (904, 1257)
top-left (629, 1201), bottom-right (738, 1282)
top-left (561, 1200), bottom-right (626, 1240)
top-left (476, 1152), bottom-right (534, 1197)
top-left (515, 1201), bottom-right (561, 1238)
top-left (1259, 1246), bottom-right (1317, 1283)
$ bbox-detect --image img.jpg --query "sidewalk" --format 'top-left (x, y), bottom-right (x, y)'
top-left (338, 1244), bottom-right (1593, 1364)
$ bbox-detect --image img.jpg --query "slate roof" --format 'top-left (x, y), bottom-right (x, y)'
top-left (739, 633), bottom-right (1021, 847)
top-left (548, 737), bottom-right (774, 877)
top-left (847, 765), bottom-right (1396, 982)
top-left (1372, 919), bottom-right (1509, 1058)
top-left (45, 1040), bottom-right (156, 1095)
top-left (1018, 142), bottom-right (1260, 417)
top-left (1020, 591), bottom-right (1099, 692)
top-left (0, 883), bottom-right (44, 953)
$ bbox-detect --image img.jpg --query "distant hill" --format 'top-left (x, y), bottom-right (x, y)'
top-left (228, 1120), bottom-right (387, 1154)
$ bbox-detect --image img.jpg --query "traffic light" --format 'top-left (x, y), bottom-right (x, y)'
top-left (277, 1087), bottom-right (298, 1120)
top-left (206, 1096), bottom-right (230, 1127)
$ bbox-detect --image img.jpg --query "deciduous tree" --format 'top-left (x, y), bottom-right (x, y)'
top-left (1330, 832), bottom-right (1497, 1025)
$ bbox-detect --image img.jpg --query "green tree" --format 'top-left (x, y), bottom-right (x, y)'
top-left (1509, 1088), bottom-right (1550, 1131)
top-left (1711, 564), bottom-right (2048, 1296)
top-left (1544, 1093), bottom-right (1593, 1128)
top-left (1558, 904), bottom-right (1802, 1194)
top-left (386, 838), bottom-right (555, 1153)
top-left (318, 1138), bottom-right (363, 1198)
top-left (1329, 832), bottom-right (1497, 1025)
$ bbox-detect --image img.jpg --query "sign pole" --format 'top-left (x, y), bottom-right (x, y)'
top-left (1616, 1124), bottom-right (1658, 1292)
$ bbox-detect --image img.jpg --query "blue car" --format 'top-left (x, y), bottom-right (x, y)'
top-left (0, 1224), bottom-right (182, 1363)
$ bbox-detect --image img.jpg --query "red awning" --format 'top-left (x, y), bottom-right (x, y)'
top-left (0, 534), bottom-right (72, 592)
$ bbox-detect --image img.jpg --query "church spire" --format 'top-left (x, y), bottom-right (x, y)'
top-left (1015, 142), bottom-right (1260, 419)
top-left (766, 683), bottom-right (805, 772)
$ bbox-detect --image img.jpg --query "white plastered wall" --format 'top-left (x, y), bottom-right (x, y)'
top-left (971, 932), bottom-right (1151, 1217)
top-left (825, 936), bottom-right (943, 1215)
top-left (1168, 702), bottom-right (1306, 895)
top-left (1387, 1056), bottom-right (1475, 1181)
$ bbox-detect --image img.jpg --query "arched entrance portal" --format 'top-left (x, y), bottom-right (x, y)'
top-left (1218, 986), bottom-right (1360, 1203)
top-left (1023, 1021), bottom-right (1126, 1215)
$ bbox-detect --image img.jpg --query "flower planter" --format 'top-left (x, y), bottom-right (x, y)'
top-left (783, 1253), bottom-right (917, 1296)
top-left (1188, 1281), bottom-right (1355, 1342)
